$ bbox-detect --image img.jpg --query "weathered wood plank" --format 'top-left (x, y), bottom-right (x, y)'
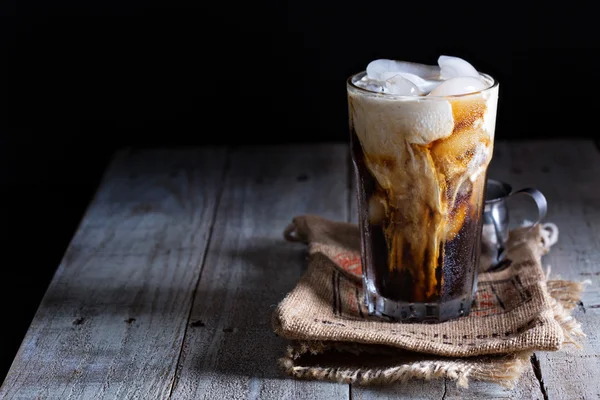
top-left (489, 140), bottom-right (600, 400)
top-left (170, 144), bottom-right (351, 400)
top-left (0, 148), bottom-right (228, 399)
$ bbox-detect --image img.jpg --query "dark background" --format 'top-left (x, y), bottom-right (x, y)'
top-left (1, 0), bottom-right (598, 382)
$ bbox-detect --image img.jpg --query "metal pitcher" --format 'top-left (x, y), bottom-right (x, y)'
top-left (481, 179), bottom-right (547, 271)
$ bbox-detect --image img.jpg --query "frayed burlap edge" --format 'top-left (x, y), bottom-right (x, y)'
top-left (546, 279), bottom-right (587, 347)
top-left (279, 341), bottom-right (531, 389)
top-left (278, 278), bottom-right (587, 389)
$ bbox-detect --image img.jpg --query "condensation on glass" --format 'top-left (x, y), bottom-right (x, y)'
top-left (347, 72), bottom-right (499, 322)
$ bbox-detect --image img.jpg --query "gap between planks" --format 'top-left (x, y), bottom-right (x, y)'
top-left (167, 148), bottom-right (233, 397)
top-left (167, 143), bottom-right (352, 399)
top-left (491, 139), bottom-right (600, 400)
top-left (0, 147), bottom-right (230, 399)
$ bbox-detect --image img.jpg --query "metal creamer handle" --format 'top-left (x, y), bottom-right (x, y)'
top-left (509, 187), bottom-right (548, 227)
top-left (492, 187), bottom-right (548, 270)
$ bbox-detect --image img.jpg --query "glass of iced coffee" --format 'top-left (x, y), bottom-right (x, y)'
top-left (347, 56), bottom-right (499, 322)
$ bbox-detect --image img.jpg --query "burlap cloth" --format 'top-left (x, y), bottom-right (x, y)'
top-left (272, 215), bottom-right (587, 388)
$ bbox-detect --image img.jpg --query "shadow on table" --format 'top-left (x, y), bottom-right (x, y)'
top-left (28, 238), bottom-right (482, 396)
top-left (196, 238), bottom-right (492, 396)
top-left (185, 238), bottom-right (312, 381)
top-left (23, 237), bottom-right (305, 384)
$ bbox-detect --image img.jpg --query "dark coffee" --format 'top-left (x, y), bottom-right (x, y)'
top-left (347, 64), bottom-right (499, 322)
top-left (351, 130), bottom-right (486, 304)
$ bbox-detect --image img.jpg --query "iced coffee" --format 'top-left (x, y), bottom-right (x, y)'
top-left (347, 56), bottom-right (499, 322)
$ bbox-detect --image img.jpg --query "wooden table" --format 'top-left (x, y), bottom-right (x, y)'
top-left (1, 140), bottom-right (598, 399)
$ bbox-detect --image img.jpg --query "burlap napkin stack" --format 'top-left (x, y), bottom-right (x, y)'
top-left (272, 215), bottom-right (586, 388)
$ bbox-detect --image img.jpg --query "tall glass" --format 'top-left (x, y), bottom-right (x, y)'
top-left (347, 72), bottom-right (499, 322)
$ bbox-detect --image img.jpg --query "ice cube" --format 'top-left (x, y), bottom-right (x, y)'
top-left (367, 59), bottom-right (440, 81)
top-left (353, 75), bottom-right (386, 93)
top-left (384, 74), bottom-right (420, 95)
top-left (365, 82), bottom-right (385, 93)
top-left (428, 76), bottom-right (487, 96)
top-left (367, 59), bottom-right (399, 81)
top-left (381, 71), bottom-right (443, 94)
top-left (438, 55), bottom-right (480, 79)
top-left (380, 71), bottom-right (420, 85)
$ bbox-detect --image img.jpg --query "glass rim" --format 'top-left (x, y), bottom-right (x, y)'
top-left (347, 71), bottom-right (498, 99)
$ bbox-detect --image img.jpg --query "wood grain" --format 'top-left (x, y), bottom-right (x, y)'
top-left (169, 144), bottom-right (351, 400)
top-left (2, 140), bottom-right (596, 399)
top-left (489, 140), bottom-right (600, 400)
top-left (0, 148), bottom-right (228, 399)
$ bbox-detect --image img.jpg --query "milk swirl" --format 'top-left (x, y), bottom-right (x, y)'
top-left (348, 55), bottom-right (498, 302)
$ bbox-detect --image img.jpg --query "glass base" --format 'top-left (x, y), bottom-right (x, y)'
top-left (364, 290), bottom-right (475, 323)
